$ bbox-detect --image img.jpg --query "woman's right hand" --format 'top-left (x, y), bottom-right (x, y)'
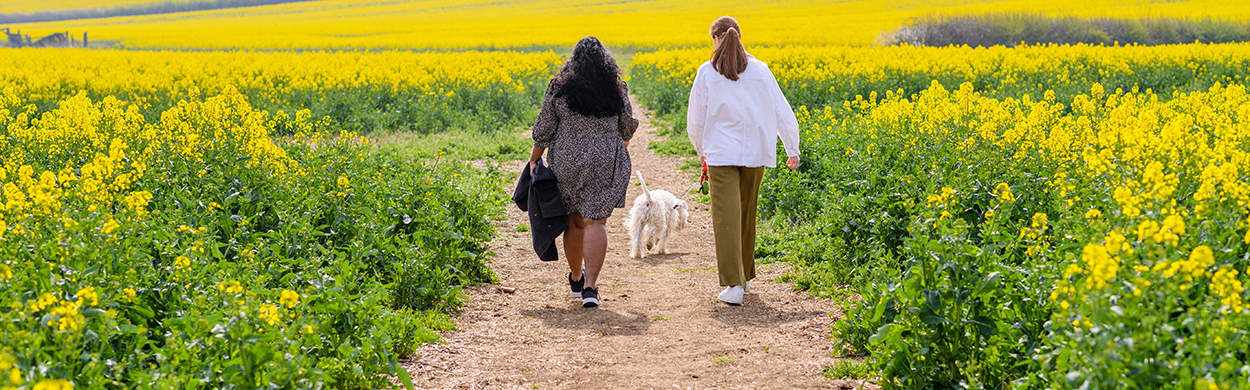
top-left (786, 156), bottom-right (800, 170)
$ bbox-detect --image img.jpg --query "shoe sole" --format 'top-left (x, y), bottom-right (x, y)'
top-left (582, 298), bottom-right (601, 308)
top-left (719, 299), bottom-right (742, 306)
top-left (569, 291), bottom-right (582, 299)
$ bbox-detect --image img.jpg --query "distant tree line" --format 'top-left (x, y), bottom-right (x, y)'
top-left (0, 0), bottom-right (316, 24)
top-left (880, 13), bottom-right (1250, 47)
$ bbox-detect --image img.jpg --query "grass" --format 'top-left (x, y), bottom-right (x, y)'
top-left (822, 358), bottom-right (871, 380)
top-left (674, 266), bottom-right (716, 273)
top-left (645, 112), bottom-right (696, 157)
top-left (374, 126), bottom-right (531, 162)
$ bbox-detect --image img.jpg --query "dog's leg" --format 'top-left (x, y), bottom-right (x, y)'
top-left (656, 213), bottom-right (670, 254)
top-left (630, 216), bottom-right (645, 258)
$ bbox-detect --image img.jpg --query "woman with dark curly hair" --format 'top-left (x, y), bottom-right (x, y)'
top-left (528, 36), bottom-right (638, 308)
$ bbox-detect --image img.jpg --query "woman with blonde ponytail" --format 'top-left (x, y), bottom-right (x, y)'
top-left (687, 16), bottom-right (801, 305)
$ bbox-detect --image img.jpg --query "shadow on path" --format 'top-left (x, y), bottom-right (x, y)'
top-left (627, 252), bottom-right (691, 267)
top-left (521, 306), bottom-right (652, 336)
top-left (709, 295), bottom-right (825, 328)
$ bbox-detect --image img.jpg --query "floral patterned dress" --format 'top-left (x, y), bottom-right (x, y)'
top-left (532, 80), bottom-right (638, 220)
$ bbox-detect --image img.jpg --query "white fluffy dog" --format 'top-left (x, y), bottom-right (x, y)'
top-left (625, 171), bottom-right (689, 258)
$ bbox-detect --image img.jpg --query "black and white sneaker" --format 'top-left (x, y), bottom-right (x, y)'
top-left (581, 287), bottom-right (601, 308)
top-left (568, 269), bottom-right (585, 298)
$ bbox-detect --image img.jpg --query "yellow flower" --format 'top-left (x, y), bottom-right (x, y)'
top-left (1135, 220), bottom-right (1160, 243)
top-left (994, 182), bottom-right (1014, 203)
top-left (47, 300), bottom-right (85, 331)
top-left (1080, 243), bottom-right (1117, 289)
top-left (1188, 246), bottom-right (1215, 274)
top-left (1031, 213), bottom-right (1048, 229)
top-left (279, 290), bottom-right (300, 309)
top-left (302, 324), bottom-right (316, 334)
top-left (174, 256), bottom-right (191, 269)
top-left (1211, 266), bottom-right (1245, 314)
top-left (0, 264), bottom-right (11, 280)
top-left (32, 379), bottom-right (73, 390)
top-left (1, 352), bottom-right (20, 385)
top-left (1158, 214), bottom-right (1185, 246)
top-left (258, 304), bottom-right (281, 326)
top-left (123, 288), bottom-right (137, 301)
top-left (218, 280), bottom-right (244, 295)
top-left (1084, 209), bottom-right (1102, 219)
top-left (1104, 231), bottom-right (1129, 254)
top-left (30, 293), bottom-right (58, 312)
top-left (101, 219), bottom-right (120, 235)
top-left (75, 286), bottom-right (99, 307)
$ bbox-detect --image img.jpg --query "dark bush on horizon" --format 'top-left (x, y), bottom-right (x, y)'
top-left (881, 12), bottom-right (1250, 47)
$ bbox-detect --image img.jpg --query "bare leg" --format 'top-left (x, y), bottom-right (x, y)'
top-left (581, 217), bottom-right (608, 288)
top-left (564, 213), bottom-right (584, 281)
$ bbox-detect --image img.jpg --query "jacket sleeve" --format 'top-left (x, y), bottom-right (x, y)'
top-left (686, 67), bottom-right (707, 157)
top-left (532, 80), bottom-right (560, 148)
top-left (618, 82), bottom-right (639, 141)
top-left (511, 164), bottom-right (531, 211)
top-left (769, 71), bottom-right (801, 158)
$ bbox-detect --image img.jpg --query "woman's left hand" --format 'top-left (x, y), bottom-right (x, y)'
top-left (786, 156), bottom-right (800, 170)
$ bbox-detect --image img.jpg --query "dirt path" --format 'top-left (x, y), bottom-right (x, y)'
top-left (403, 96), bottom-right (867, 389)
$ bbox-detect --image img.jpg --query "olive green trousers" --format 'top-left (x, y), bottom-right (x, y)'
top-left (708, 165), bottom-right (765, 287)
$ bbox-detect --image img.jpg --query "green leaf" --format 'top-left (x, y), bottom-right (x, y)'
top-left (919, 309), bottom-right (947, 325)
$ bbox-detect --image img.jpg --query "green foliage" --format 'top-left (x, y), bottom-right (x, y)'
top-left (0, 92), bottom-right (506, 388)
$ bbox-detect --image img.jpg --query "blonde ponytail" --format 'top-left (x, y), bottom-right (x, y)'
top-left (710, 17), bottom-right (748, 81)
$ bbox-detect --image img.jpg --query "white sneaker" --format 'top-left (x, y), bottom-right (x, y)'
top-left (744, 280), bottom-right (751, 292)
top-left (718, 285), bottom-right (744, 305)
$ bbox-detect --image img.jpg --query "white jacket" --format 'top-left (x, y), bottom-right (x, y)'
top-left (687, 57), bottom-right (800, 168)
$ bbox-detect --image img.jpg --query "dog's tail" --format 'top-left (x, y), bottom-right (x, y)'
top-left (636, 170), bottom-right (652, 202)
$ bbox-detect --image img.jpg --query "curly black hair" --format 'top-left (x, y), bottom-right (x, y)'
top-left (554, 36), bottom-right (625, 118)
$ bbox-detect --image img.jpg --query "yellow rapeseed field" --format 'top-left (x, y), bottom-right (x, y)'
top-left (9, 0), bottom-right (1250, 50)
top-left (0, 49), bottom-right (561, 133)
